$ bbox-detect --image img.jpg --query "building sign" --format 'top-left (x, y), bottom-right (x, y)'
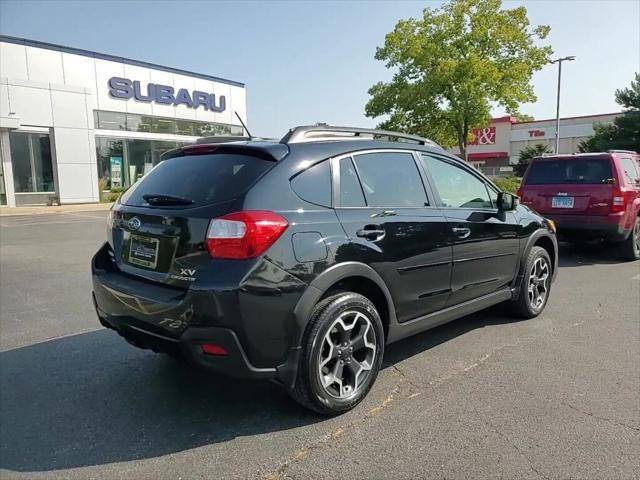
top-left (110, 156), bottom-right (122, 188)
top-left (468, 126), bottom-right (496, 146)
top-left (528, 129), bottom-right (545, 137)
top-left (108, 77), bottom-right (226, 112)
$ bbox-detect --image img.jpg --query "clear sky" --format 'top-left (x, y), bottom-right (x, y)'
top-left (0, 0), bottom-right (638, 137)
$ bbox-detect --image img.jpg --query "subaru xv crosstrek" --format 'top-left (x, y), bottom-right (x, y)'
top-left (518, 151), bottom-right (640, 260)
top-left (92, 125), bottom-right (558, 415)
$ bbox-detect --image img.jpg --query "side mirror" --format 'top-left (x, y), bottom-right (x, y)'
top-left (497, 192), bottom-right (518, 211)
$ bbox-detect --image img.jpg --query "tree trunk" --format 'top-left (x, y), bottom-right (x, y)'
top-left (456, 126), bottom-right (468, 162)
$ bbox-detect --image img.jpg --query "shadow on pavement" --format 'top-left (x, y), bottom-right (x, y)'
top-left (383, 305), bottom-right (515, 368)
top-left (557, 241), bottom-right (627, 267)
top-left (1, 307), bottom-right (516, 473)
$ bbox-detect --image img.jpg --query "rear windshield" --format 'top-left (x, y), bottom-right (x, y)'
top-left (525, 158), bottom-right (613, 185)
top-left (120, 153), bottom-right (272, 207)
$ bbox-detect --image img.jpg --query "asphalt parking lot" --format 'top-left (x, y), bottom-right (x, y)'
top-left (0, 211), bottom-right (638, 480)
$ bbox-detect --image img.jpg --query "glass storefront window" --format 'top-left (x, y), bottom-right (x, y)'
top-left (96, 137), bottom-right (124, 190)
top-left (94, 110), bottom-right (243, 138)
top-left (0, 156), bottom-right (6, 205)
top-left (9, 132), bottom-right (54, 193)
top-left (96, 137), bottom-right (185, 189)
top-left (196, 123), bottom-right (231, 136)
top-left (175, 120), bottom-right (195, 136)
top-left (94, 109), bottom-right (244, 191)
top-left (94, 111), bottom-right (126, 130)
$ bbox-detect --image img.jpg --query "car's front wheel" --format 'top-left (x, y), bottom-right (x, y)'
top-left (510, 246), bottom-right (553, 319)
top-left (290, 292), bottom-right (384, 415)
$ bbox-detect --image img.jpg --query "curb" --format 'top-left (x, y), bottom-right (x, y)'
top-left (0, 203), bottom-right (113, 217)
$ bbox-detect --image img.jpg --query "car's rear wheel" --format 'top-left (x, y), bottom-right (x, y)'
top-left (618, 216), bottom-right (640, 261)
top-left (289, 292), bottom-right (384, 415)
top-left (510, 246), bottom-right (552, 319)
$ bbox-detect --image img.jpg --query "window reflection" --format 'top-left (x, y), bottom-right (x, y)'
top-left (96, 137), bottom-right (187, 189)
top-left (94, 110), bottom-right (243, 137)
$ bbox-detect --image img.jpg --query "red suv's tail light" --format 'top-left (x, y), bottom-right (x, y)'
top-left (205, 211), bottom-right (288, 259)
top-left (610, 186), bottom-right (627, 214)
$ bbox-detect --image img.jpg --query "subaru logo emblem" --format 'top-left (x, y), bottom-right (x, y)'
top-left (128, 217), bottom-right (142, 231)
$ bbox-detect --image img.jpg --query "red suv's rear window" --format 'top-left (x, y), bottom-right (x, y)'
top-left (525, 158), bottom-right (613, 185)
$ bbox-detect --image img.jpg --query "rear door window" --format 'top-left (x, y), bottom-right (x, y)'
top-left (339, 157), bottom-right (366, 207)
top-left (620, 158), bottom-right (640, 185)
top-left (120, 153), bottom-right (272, 207)
top-left (352, 152), bottom-right (427, 207)
top-left (290, 160), bottom-right (332, 207)
top-left (525, 158), bottom-right (613, 185)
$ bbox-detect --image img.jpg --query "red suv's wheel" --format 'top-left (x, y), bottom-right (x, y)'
top-left (619, 216), bottom-right (640, 261)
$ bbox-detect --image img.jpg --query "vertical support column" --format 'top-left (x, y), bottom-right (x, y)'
top-left (0, 129), bottom-right (16, 207)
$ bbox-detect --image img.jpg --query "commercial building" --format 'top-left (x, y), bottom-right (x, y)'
top-left (450, 112), bottom-right (621, 176)
top-left (0, 36), bottom-right (246, 207)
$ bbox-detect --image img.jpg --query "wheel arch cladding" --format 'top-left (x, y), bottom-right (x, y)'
top-left (533, 235), bottom-right (556, 274)
top-left (292, 262), bottom-right (396, 346)
top-left (514, 230), bottom-right (558, 299)
top-left (321, 276), bottom-right (389, 340)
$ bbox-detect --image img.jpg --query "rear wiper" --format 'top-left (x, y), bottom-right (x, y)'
top-left (142, 194), bottom-right (194, 206)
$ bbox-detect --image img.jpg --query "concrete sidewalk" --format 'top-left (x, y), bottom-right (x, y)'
top-left (0, 202), bottom-right (113, 217)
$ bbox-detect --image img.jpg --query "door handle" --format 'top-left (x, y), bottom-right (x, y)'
top-left (356, 225), bottom-right (385, 241)
top-left (452, 226), bottom-right (471, 239)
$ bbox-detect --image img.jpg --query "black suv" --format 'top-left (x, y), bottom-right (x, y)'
top-left (92, 125), bottom-right (558, 415)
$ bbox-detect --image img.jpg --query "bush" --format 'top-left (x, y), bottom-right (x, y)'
top-left (493, 177), bottom-right (521, 194)
top-left (106, 187), bottom-right (124, 203)
top-left (98, 177), bottom-right (109, 202)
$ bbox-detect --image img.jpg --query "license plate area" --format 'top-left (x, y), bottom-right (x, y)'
top-left (127, 235), bottom-right (160, 269)
top-left (552, 196), bottom-right (574, 208)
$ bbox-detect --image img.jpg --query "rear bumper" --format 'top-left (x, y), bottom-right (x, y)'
top-left (94, 294), bottom-right (278, 379)
top-left (546, 213), bottom-right (630, 242)
top-left (91, 242), bottom-right (307, 383)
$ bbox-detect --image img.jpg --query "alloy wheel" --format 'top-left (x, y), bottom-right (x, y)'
top-left (528, 257), bottom-right (550, 310)
top-left (634, 218), bottom-right (640, 257)
top-left (318, 310), bottom-right (377, 399)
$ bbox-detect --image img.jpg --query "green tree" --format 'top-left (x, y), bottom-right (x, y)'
top-left (515, 143), bottom-right (551, 176)
top-left (365, 0), bottom-right (552, 159)
top-left (512, 112), bottom-right (535, 122)
top-left (578, 73), bottom-right (640, 153)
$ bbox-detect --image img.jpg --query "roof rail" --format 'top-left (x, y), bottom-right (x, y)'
top-left (608, 149), bottom-right (638, 154)
top-left (280, 125), bottom-right (440, 148)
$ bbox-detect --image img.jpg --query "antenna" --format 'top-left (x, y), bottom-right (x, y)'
top-left (234, 111), bottom-right (253, 139)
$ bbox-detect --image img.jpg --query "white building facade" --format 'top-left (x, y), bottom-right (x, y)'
top-left (447, 113), bottom-right (621, 176)
top-left (0, 36), bottom-right (247, 207)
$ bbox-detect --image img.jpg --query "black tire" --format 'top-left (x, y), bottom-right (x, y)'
top-left (618, 216), bottom-right (640, 261)
top-left (289, 292), bottom-right (385, 415)
top-left (509, 246), bottom-right (553, 319)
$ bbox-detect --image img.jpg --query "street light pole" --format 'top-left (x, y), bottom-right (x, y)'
top-left (551, 56), bottom-right (576, 154)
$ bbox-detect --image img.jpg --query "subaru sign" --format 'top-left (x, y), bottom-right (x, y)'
top-left (108, 77), bottom-right (226, 112)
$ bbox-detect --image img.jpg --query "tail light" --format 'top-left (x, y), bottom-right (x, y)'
top-left (201, 344), bottom-right (228, 356)
top-left (610, 186), bottom-right (627, 213)
top-left (206, 211), bottom-right (288, 259)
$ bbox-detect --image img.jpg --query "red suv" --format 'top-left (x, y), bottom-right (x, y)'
top-left (518, 150), bottom-right (640, 260)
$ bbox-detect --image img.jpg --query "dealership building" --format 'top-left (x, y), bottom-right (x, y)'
top-left (0, 35), bottom-right (246, 206)
top-left (451, 112), bottom-right (621, 175)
